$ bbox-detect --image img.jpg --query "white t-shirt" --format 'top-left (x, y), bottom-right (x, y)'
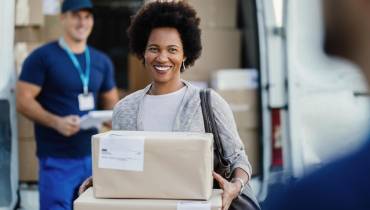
top-left (142, 86), bottom-right (187, 131)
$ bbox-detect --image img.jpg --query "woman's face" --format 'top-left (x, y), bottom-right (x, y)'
top-left (144, 27), bottom-right (185, 85)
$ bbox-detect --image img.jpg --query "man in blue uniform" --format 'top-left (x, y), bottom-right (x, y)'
top-left (270, 0), bottom-right (370, 209)
top-left (16, 0), bottom-right (119, 209)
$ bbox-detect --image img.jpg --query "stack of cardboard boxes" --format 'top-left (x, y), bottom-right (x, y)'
top-left (15, 0), bottom-right (62, 182)
top-left (182, 0), bottom-right (241, 82)
top-left (74, 131), bottom-right (222, 209)
top-left (212, 69), bottom-right (260, 175)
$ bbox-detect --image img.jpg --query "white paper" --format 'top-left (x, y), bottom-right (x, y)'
top-left (212, 69), bottom-right (259, 90)
top-left (80, 110), bottom-right (113, 130)
top-left (177, 201), bottom-right (211, 210)
top-left (78, 93), bottom-right (95, 111)
top-left (99, 135), bottom-right (145, 171)
top-left (43, 0), bottom-right (61, 15)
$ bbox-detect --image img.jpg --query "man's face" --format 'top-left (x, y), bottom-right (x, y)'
top-left (61, 10), bottom-right (94, 42)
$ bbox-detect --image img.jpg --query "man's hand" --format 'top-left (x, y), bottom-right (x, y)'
top-left (78, 176), bottom-right (93, 195)
top-left (54, 115), bottom-right (80, 137)
top-left (102, 120), bottom-right (112, 130)
top-left (213, 172), bottom-right (241, 210)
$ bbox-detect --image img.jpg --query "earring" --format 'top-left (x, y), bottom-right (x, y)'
top-left (182, 60), bottom-right (186, 71)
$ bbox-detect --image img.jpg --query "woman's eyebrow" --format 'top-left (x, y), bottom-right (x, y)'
top-left (168, 45), bottom-right (181, 48)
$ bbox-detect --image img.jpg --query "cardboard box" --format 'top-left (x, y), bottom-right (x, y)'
top-left (17, 113), bottom-right (35, 138)
top-left (216, 89), bottom-right (259, 129)
top-left (15, 27), bottom-right (43, 42)
top-left (232, 106), bottom-right (259, 129)
top-left (217, 89), bottom-right (257, 107)
top-left (74, 188), bottom-right (222, 210)
top-left (182, 29), bottom-right (241, 81)
top-left (187, 0), bottom-right (237, 29)
top-left (16, 0), bottom-right (44, 26)
top-left (128, 54), bottom-right (151, 92)
top-left (19, 138), bottom-right (39, 182)
top-left (15, 15), bottom-right (61, 43)
top-left (239, 129), bottom-right (260, 176)
top-left (41, 15), bottom-right (62, 42)
top-left (92, 131), bottom-right (214, 200)
top-left (144, 0), bottom-right (237, 28)
top-left (211, 69), bottom-right (259, 90)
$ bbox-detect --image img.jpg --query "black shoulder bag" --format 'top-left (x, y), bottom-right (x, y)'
top-left (200, 88), bottom-right (231, 178)
top-left (200, 89), bottom-right (261, 210)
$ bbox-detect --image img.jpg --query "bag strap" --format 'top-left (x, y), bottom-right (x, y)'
top-left (200, 89), bottom-right (230, 168)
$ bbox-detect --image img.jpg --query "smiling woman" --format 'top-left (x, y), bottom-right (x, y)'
top-left (143, 27), bottom-right (185, 94)
top-left (79, 1), bottom-right (260, 210)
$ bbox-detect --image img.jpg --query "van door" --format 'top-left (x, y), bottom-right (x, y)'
top-left (285, 0), bottom-right (370, 178)
top-left (249, 0), bottom-right (290, 201)
top-left (0, 1), bottom-right (18, 210)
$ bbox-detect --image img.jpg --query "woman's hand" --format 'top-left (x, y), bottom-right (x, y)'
top-left (213, 172), bottom-right (241, 210)
top-left (78, 176), bottom-right (93, 195)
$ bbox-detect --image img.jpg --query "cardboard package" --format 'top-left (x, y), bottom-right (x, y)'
top-left (187, 0), bottom-right (237, 29)
top-left (15, 27), bottom-right (43, 43)
top-left (212, 69), bottom-right (259, 129)
top-left (74, 188), bottom-right (222, 210)
top-left (217, 89), bottom-right (257, 108)
top-left (41, 15), bottom-right (62, 42)
top-left (212, 69), bottom-right (259, 90)
top-left (182, 29), bottom-right (241, 82)
top-left (217, 89), bottom-right (259, 129)
top-left (15, 16), bottom-right (61, 43)
top-left (92, 131), bottom-right (214, 200)
top-left (16, 0), bottom-right (44, 26)
top-left (232, 104), bottom-right (259, 129)
top-left (19, 138), bottom-right (39, 182)
top-left (239, 129), bottom-right (260, 176)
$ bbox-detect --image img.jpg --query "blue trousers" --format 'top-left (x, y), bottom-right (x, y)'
top-left (38, 156), bottom-right (92, 210)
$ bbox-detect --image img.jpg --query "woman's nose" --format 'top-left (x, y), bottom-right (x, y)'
top-left (156, 51), bottom-right (169, 62)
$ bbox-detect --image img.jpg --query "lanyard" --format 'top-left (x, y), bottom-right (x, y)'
top-left (59, 38), bottom-right (91, 94)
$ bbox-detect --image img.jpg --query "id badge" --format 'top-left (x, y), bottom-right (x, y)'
top-left (78, 93), bottom-right (95, 111)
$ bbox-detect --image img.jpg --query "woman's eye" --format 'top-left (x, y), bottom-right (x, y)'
top-left (169, 48), bottom-right (177, 53)
top-left (148, 47), bottom-right (158, 52)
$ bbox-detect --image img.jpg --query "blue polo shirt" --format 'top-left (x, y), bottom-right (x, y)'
top-left (19, 41), bottom-right (116, 158)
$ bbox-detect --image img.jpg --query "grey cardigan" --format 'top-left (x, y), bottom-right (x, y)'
top-left (112, 80), bottom-right (252, 178)
top-left (112, 80), bottom-right (259, 207)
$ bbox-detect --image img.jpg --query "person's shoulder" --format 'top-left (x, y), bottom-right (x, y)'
top-left (114, 89), bottom-right (146, 111)
top-left (209, 88), bottom-right (230, 109)
top-left (27, 41), bottom-right (59, 58)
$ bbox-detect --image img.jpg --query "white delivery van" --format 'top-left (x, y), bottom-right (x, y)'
top-left (0, 1), bottom-right (19, 210)
top-left (1, 1), bottom-right (369, 209)
top-left (253, 0), bottom-right (369, 201)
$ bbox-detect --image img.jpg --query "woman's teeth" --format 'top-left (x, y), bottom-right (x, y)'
top-left (154, 65), bottom-right (171, 71)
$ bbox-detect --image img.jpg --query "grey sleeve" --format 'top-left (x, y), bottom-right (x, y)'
top-left (112, 99), bottom-right (125, 130)
top-left (112, 90), bottom-right (143, 131)
top-left (210, 90), bottom-right (253, 179)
